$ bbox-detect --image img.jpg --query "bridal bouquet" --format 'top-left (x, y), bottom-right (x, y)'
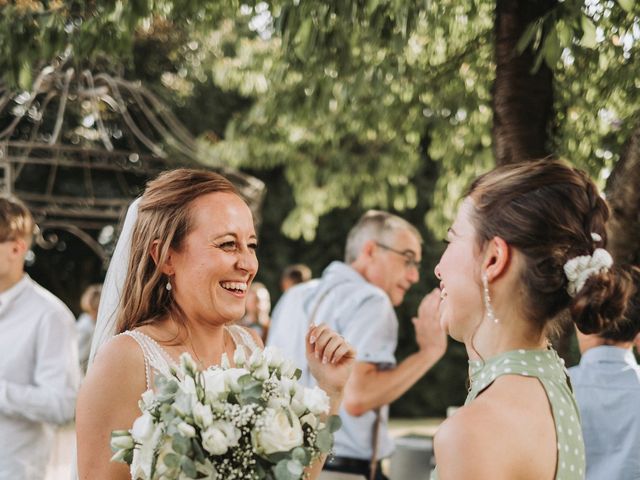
top-left (110, 346), bottom-right (340, 480)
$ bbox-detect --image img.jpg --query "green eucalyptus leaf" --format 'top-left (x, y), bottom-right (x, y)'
top-left (172, 434), bottom-right (191, 455)
top-left (326, 415), bottom-right (342, 433)
top-left (163, 452), bottom-right (180, 468)
top-left (180, 456), bottom-right (198, 478)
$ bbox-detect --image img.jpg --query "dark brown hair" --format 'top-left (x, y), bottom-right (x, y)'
top-left (468, 160), bottom-right (633, 335)
top-left (116, 169), bottom-right (239, 334)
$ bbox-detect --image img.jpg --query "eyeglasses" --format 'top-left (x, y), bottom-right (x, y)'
top-left (375, 242), bottom-right (421, 270)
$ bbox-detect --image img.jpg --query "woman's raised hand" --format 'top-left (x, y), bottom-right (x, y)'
top-left (305, 323), bottom-right (356, 397)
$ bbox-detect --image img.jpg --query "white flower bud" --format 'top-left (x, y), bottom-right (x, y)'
top-left (233, 346), bottom-right (247, 367)
top-left (263, 346), bottom-right (284, 369)
top-left (177, 421), bottom-right (197, 438)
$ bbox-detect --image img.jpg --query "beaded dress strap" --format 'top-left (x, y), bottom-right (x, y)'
top-left (226, 324), bottom-right (259, 355)
top-left (121, 330), bottom-right (177, 390)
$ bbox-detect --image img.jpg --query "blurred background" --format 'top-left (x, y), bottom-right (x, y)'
top-left (1, 0), bottom-right (639, 420)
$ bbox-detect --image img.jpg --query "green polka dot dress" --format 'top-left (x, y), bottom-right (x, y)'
top-left (432, 348), bottom-right (585, 479)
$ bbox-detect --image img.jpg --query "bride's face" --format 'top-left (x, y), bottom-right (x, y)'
top-left (169, 192), bottom-right (259, 325)
top-left (434, 198), bottom-right (484, 341)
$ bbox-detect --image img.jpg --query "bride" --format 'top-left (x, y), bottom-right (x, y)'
top-left (76, 169), bottom-right (355, 479)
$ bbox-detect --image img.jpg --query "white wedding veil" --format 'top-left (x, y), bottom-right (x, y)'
top-left (87, 198), bottom-right (140, 367)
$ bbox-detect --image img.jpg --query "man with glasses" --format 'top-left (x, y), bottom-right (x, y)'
top-left (0, 196), bottom-right (80, 479)
top-left (267, 210), bottom-right (447, 480)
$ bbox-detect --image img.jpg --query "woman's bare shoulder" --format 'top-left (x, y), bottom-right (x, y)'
top-left (79, 333), bottom-right (147, 406)
top-left (434, 376), bottom-right (555, 479)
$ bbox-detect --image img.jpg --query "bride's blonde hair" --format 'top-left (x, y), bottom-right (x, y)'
top-left (115, 169), bottom-right (238, 334)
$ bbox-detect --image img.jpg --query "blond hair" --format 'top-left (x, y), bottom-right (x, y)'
top-left (0, 195), bottom-right (35, 247)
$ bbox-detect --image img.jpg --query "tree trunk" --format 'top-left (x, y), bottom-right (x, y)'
top-left (492, 0), bottom-right (556, 165)
top-left (605, 124), bottom-right (640, 265)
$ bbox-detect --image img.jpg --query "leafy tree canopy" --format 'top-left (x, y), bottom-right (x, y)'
top-left (2, 1), bottom-right (639, 240)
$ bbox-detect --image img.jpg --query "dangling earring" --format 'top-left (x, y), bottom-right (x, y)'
top-left (165, 278), bottom-right (172, 291)
top-left (482, 272), bottom-right (499, 324)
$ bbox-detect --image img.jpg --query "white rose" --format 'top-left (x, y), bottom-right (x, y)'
top-left (290, 385), bottom-right (306, 416)
top-left (177, 421), bottom-right (196, 438)
top-left (233, 346), bottom-right (247, 367)
top-left (300, 413), bottom-right (319, 429)
top-left (202, 368), bottom-right (227, 400)
top-left (201, 421), bottom-right (241, 456)
top-left (254, 407), bottom-right (303, 455)
top-left (193, 402), bottom-right (214, 429)
top-left (224, 368), bottom-right (249, 393)
top-left (303, 386), bottom-right (330, 415)
top-left (263, 346), bottom-right (284, 369)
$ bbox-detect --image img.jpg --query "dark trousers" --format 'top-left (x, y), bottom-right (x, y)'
top-left (324, 456), bottom-right (389, 480)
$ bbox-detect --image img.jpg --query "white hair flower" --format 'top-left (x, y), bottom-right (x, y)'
top-left (563, 248), bottom-right (613, 297)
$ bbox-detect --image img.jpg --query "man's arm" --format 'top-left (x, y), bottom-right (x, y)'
top-left (0, 307), bottom-right (80, 425)
top-left (343, 289), bottom-right (447, 416)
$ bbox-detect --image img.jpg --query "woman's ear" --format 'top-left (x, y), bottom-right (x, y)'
top-left (482, 236), bottom-right (510, 282)
top-left (150, 240), bottom-right (175, 276)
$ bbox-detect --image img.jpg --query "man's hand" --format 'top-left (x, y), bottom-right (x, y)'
top-left (412, 288), bottom-right (448, 361)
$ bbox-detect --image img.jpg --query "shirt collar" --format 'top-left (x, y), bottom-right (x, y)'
top-left (579, 345), bottom-right (638, 367)
top-left (323, 261), bottom-right (368, 285)
top-left (0, 274), bottom-right (30, 307)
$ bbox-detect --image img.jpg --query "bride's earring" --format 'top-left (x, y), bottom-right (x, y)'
top-left (482, 272), bottom-right (499, 324)
top-left (166, 278), bottom-right (172, 291)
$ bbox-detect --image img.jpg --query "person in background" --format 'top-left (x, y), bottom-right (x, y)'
top-left (280, 263), bottom-right (312, 292)
top-left (568, 268), bottom-right (640, 480)
top-left (268, 210), bottom-right (447, 480)
top-left (0, 195), bottom-right (80, 479)
top-left (239, 281), bottom-right (271, 343)
top-left (76, 284), bottom-right (102, 374)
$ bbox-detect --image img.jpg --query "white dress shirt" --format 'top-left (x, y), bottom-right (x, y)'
top-left (0, 275), bottom-right (80, 480)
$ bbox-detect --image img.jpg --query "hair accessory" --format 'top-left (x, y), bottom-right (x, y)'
top-left (563, 248), bottom-right (613, 297)
top-left (591, 232), bottom-right (602, 242)
top-left (166, 279), bottom-right (172, 291)
top-left (482, 272), bottom-right (499, 324)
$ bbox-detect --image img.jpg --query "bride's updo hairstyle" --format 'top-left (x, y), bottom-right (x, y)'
top-left (467, 159), bottom-right (633, 334)
top-left (116, 169), bottom-right (239, 334)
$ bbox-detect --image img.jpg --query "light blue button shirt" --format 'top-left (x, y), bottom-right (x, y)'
top-left (268, 261), bottom-right (398, 460)
top-left (568, 346), bottom-right (640, 480)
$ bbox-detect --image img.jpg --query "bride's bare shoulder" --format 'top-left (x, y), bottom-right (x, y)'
top-left (84, 333), bottom-right (146, 390)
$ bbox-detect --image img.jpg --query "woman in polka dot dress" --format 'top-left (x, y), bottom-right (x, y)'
top-left (430, 161), bottom-right (634, 480)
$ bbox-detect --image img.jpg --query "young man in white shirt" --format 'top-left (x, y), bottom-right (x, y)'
top-left (0, 195), bottom-right (80, 480)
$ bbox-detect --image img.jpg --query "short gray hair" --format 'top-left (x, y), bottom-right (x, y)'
top-left (344, 210), bottom-right (422, 263)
